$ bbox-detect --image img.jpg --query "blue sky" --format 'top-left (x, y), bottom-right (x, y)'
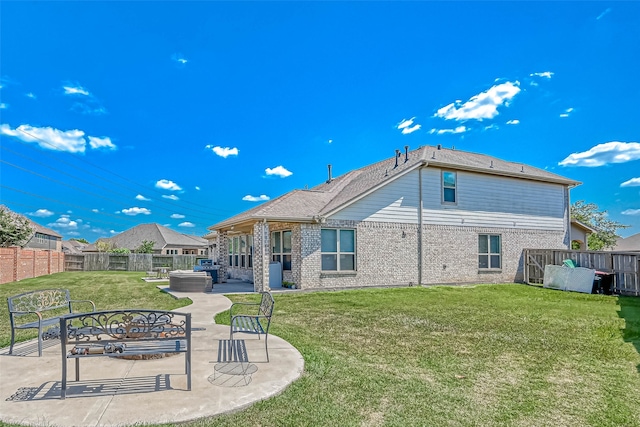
top-left (1, 1), bottom-right (639, 241)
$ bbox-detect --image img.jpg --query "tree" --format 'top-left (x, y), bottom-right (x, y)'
top-left (0, 206), bottom-right (34, 247)
top-left (571, 200), bottom-right (629, 250)
top-left (110, 247), bottom-right (131, 254)
top-left (95, 240), bottom-right (114, 253)
top-left (135, 240), bottom-right (155, 254)
top-left (72, 238), bottom-right (89, 244)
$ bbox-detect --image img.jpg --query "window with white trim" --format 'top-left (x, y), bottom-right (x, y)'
top-left (442, 171), bottom-right (457, 203)
top-left (240, 235), bottom-right (246, 267)
top-left (321, 228), bottom-right (355, 271)
top-left (271, 230), bottom-right (291, 270)
top-left (228, 238), bottom-right (233, 267)
top-left (248, 235), bottom-right (253, 268)
top-left (233, 236), bottom-right (240, 267)
top-left (478, 234), bottom-right (501, 269)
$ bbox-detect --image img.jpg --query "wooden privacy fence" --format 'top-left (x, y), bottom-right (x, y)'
top-left (64, 254), bottom-right (207, 272)
top-left (523, 249), bottom-right (640, 296)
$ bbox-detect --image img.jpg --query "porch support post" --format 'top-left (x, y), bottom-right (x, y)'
top-left (253, 220), bottom-right (270, 292)
top-left (218, 233), bottom-right (229, 283)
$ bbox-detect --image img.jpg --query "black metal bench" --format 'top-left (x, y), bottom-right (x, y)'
top-left (60, 309), bottom-right (191, 399)
top-left (230, 292), bottom-right (274, 362)
top-left (7, 289), bottom-right (95, 356)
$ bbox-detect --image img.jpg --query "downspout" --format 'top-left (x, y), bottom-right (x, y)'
top-left (418, 165), bottom-right (424, 285)
top-left (566, 185), bottom-right (572, 249)
top-left (262, 218), bottom-right (268, 291)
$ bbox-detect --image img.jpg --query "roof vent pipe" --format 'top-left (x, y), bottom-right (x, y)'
top-left (437, 144), bottom-right (442, 150)
top-left (394, 149), bottom-right (400, 168)
top-left (404, 145), bottom-right (409, 162)
top-left (327, 164), bottom-right (332, 183)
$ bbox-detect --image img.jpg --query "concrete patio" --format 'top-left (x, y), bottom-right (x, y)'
top-left (0, 288), bottom-right (304, 427)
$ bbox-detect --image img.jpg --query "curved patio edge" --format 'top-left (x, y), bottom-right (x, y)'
top-left (0, 289), bottom-right (304, 427)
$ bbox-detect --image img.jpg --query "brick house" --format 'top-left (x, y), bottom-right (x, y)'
top-left (208, 145), bottom-right (580, 291)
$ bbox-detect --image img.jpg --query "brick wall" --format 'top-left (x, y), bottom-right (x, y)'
top-left (0, 247), bottom-right (65, 285)
top-left (294, 220), bottom-right (566, 289)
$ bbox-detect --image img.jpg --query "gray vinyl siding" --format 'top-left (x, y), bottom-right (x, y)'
top-left (330, 167), bottom-right (566, 231)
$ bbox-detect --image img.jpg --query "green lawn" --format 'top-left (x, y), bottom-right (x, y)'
top-left (1, 274), bottom-right (639, 426)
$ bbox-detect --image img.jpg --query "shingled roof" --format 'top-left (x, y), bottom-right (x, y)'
top-left (99, 223), bottom-right (207, 251)
top-left (210, 145), bottom-right (580, 230)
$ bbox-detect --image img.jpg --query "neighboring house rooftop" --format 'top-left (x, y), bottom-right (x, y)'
top-left (211, 145), bottom-right (581, 230)
top-left (98, 223), bottom-right (208, 251)
top-left (613, 233), bottom-right (640, 252)
top-left (62, 239), bottom-right (87, 254)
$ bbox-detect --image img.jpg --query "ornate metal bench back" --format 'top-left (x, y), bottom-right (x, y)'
top-left (259, 292), bottom-right (274, 318)
top-left (63, 310), bottom-right (188, 342)
top-left (8, 289), bottom-right (71, 315)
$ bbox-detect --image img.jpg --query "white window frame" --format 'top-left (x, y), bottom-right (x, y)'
top-left (321, 228), bottom-right (356, 271)
top-left (442, 171), bottom-right (457, 204)
top-left (478, 234), bottom-right (501, 270)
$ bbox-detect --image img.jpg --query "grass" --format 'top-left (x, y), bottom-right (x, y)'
top-left (0, 271), bottom-right (191, 348)
top-left (202, 284), bottom-right (640, 427)
top-left (1, 275), bottom-right (639, 426)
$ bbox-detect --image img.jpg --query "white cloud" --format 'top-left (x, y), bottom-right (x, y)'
top-left (195, 186), bottom-right (200, 191)
top-left (63, 84), bottom-right (90, 96)
top-left (155, 179), bottom-right (182, 191)
top-left (29, 209), bottom-right (54, 217)
top-left (1, 123), bottom-right (87, 153)
top-left (170, 214), bottom-right (185, 219)
top-left (163, 194), bottom-right (179, 201)
top-left (243, 194), bottom-right (270, 202)
top-left (122, 207), bottom-right (151, 216)
top-left (560, 107), bottom-right (574, 118)
top-left (110, 230), bottom-right (118, 234)
top-left (0, 103), bottom-right (8, 109)
top-left (621, 178), bottom-right (640, 187)
top-left (429, 126), bottom-right (468, 135)
top-left (597, 8), bottom-right (611, 20)
top-left (401, 124), bottom-right (421, 134)
top-left (506, 119), bottom-right (520, 125)
top-left (92, 209), bottom-right (99, 213)
top-left (26, 92), bottom-right (36, 99)
top-left (622, 209), bottom-right (640, 215)
top-left (48, 215), bottom-right (79, 230)
top-left (206, 145), bottom-right (239, 158)
top-left (135, 194), bottom-right (150, 201)
top-left (434, 81), bottom-right (521, 122)
top-left (171, 53), bottom-right (188, 65)
top-left (178, 222), bottom-right (195, 227)
top-left (265, 165), bottom-right (293, 178)
top-left (88, 136), bottom-right (116, 150)
top-left (530, 72), bottom-right (554, 79)
top-left (0, 123), bottom-right (117, 153)
top-left (559, 141), bottom-right (640, 167)
top-left (397, 117), bottom-right (415, 129)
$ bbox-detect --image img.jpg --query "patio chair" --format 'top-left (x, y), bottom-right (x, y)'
top-left (229, 292), bottom-right (274, 362)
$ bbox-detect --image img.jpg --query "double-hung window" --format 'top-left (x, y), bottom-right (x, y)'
top-left (240, 235), bottom-right (246, 267)
top-left (272, 230), bottom-right (292, 270)
top-left (442, 171), bottom-right (457, 203)
top-left (478, 234), bottom-right (501, 269)
top-left (228, 238), bottom-right (233, 266)
top-left (321, 229), bottom-right (356, 271)
top-left (248, 235), bottom-right (253, 268)
top-left (233, 236), bottom-right (240, 267)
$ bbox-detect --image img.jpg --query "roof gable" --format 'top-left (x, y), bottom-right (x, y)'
top-left (209, 145), bottom-right (580, 230)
